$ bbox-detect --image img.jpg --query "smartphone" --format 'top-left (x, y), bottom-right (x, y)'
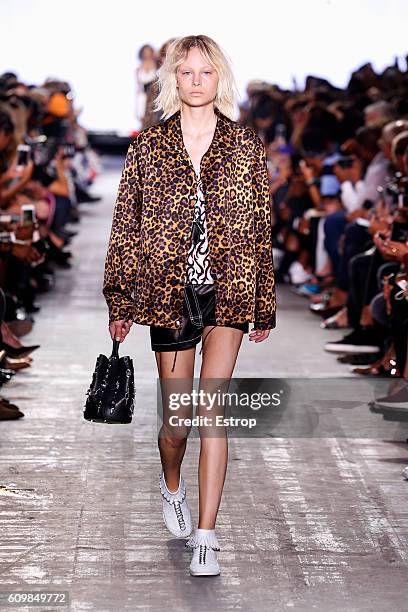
top-left (391, 221), bottom-right (408, 243)
top-left (62, 144), bottom-right (75, 158)
top-left (16, 144), bottom-right (31, 170)
top-left (20, 204), bottom-right (36, 227)
top-left (337, 155), bottom-right (354, 169)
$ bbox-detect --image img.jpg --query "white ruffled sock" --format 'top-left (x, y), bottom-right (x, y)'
top-left (186, 527), bottom-right (220, 550)
top-left (196, 528), bottom-right (215, 537)
top-left (159, 471), bottom-right (185, 503)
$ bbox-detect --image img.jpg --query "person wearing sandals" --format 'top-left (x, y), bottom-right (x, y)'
top-left (103, 34), bottom-right (276, 576)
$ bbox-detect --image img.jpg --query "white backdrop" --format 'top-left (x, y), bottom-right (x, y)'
top-left (0, 0), bottom-right (407, 134)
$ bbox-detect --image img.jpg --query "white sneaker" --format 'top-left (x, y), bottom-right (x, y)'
top-left (159, 471), bottom-right (192, 538)
top-left (186, 528), bottom-right (221, 576)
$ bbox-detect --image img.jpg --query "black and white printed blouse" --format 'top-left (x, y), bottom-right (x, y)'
top-left (185, 170), bottom-right (215, 285)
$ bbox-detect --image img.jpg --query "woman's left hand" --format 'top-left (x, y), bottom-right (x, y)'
top-left (249, 329), bottom-right (271, 342)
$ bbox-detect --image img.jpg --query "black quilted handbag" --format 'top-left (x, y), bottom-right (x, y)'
top-left (84, 339), bottom-right (135, 424)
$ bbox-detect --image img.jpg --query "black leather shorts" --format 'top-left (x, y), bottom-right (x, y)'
top-left (150, 283), bottom-right (249, 371)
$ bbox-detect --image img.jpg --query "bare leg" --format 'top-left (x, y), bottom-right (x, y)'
top-left (197, 326), bottom-right (244, 529)
top-left (156, 347), bottom-right (196, 492)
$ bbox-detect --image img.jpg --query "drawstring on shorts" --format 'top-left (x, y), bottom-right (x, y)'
top-left (170, 324), bottom-right (217, 373)
top-left (171, 328), bottom-right (182, 373)
top-left (199, 325), bottom-right (217, 356)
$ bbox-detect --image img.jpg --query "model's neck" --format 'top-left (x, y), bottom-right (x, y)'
top-left (180, 103), bottom-right (217, 137)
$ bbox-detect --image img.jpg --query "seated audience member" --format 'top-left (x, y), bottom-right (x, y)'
top-left (0, 72), bottom-right (101, 420)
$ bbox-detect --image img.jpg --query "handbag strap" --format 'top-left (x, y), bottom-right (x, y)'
top-left (111, 339), bottom-right (120, 358)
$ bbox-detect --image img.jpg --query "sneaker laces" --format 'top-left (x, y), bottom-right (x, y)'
top-left (173, 501), bottom-right (186, 531)
top-left (198, 544), bottom-right (209, 564)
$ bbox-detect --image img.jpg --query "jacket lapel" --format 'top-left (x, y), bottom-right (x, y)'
top-left (160, 107), bottom-right (236, 249)
top-left (161, 107), bottom-right (236, 168)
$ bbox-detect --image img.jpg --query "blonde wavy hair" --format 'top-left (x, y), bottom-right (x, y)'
top-left (153, 34), bottom-right (238, 121)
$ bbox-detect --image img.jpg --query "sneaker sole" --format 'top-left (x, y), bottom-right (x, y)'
top-left (189, 568), bottom-right (220, 576)
top-left (324, 344), bottom-right (380, 354)
top-left (373, 401), bottom-right (408, 410)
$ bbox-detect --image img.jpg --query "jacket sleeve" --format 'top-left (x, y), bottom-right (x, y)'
top-left (252, 135), bottom-right (277, 330)
top-left (102, 138), bottom-right (143, 323)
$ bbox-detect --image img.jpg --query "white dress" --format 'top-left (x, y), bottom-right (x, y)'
top-left (185, 170), bottom-right (215, 285)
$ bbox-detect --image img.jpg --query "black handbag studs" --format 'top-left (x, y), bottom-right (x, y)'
top-left (84, 339), bottom-right (135, 424)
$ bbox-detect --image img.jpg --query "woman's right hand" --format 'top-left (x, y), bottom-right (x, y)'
top-left (109, 319), bottom-right (133, 342)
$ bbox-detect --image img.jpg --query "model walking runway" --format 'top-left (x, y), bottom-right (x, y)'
top-left (0, 163), bottom-right (406, 610)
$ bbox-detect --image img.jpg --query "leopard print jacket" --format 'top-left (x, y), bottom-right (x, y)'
top-left (103, 107), bottom-right (276, 330)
